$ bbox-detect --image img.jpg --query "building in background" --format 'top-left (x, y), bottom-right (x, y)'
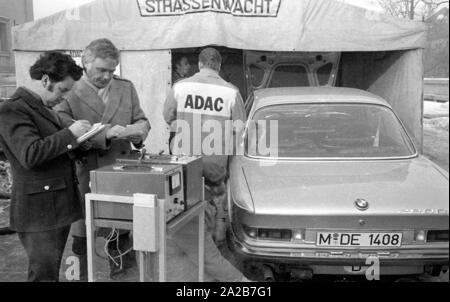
top-left (0, 0), bottom-right (33, 95)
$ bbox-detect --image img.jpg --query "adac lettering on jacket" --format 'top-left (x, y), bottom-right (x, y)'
top-left (185, 95), bottom-right (224, 112)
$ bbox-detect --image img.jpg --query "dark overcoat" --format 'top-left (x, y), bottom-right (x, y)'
top-left (0, 87), bottom-right (83, 232)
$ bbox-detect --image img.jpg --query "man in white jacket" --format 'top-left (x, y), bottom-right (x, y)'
top-left (163, 47), bottom-right (247, 281)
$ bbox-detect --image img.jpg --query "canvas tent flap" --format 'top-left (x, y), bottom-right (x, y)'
top-left (13, 0), bottom-right (427, 52)
top-left (339, 50), bottom-right (424, 149)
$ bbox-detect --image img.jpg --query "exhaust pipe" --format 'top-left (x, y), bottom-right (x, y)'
top-left (261, 265), bottom-right (275, 282)
top-left (0, 227), bottom-right (16, 236)
top-left (290, 267), bottom-right (313, 280)
top-left (0, 193), bottom-right (10, 199)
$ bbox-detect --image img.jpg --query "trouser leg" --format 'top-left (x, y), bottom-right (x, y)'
top-left (18, 225), bottom-right (71, 282)
top-left (71, 232), bottom-right (87, 281)
top-left (70, 219), bottom-right (88, 281)
top-left (205, 182), bottom-right (228, 245)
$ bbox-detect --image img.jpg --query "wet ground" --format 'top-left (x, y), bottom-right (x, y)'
top-left (0, 102), bottom-right (448, 282)
top-left (1, 197), bottom-right (448, 282)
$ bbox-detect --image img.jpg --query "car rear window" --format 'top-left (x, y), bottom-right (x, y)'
top-left (268, 65), bottom-right (310, 87)
top-left (246, 103), bottom-right (416, 158)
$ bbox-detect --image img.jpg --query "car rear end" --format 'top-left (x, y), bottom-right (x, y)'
top-left (229, 87), bottom-right (449, 279)
top-left (229, 202), bottom-right (449, 278)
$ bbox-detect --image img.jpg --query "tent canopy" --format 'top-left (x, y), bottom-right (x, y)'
top-left (13, 0), bottom-right (427, 52)
top-left (11, 0), bottom-right (427, 151)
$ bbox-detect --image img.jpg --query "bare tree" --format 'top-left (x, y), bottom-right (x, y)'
top-left (377, 0), bottom-right (449, 20)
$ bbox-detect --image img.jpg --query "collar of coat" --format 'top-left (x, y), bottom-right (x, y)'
top-left (198, 68), bottom-right (221, 78)
top-left (11, 87), bottom-right (62, 129)
top-left (73, 77), bottom-right (124, 124)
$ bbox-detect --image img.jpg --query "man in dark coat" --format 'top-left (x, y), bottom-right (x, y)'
top-left (0, 51), bottom-right (91, 282)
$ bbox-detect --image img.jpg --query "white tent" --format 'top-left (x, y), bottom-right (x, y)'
top-left (12, 0), bottom-right (428, 152)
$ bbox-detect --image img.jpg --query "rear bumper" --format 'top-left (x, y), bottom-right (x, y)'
top-left (229, 228), bottom-right (449, 269)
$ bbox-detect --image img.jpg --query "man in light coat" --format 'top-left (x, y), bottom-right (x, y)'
top-left (55, 38), bottom-right (150, 279)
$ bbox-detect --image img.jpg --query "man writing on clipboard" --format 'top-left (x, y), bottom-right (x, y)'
top-left (0, 51), bottom-right (90, 281)
top-left (55, 38), bottom-right (150, 280)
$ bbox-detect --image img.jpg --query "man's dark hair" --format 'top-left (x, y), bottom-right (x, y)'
top-left (172, 54), bottom-right (190, 73)
top-left (29, 51), bottom-right (83, 82)
top-left (173, 54), bottom-right (187, 68)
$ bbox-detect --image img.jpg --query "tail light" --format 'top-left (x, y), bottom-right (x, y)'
top-left (427, 230), bottom-right (449, 242)
top-left (258, 228), bottom-right (292, 241)
top-left (242, 225), bottom-right (292, 241)
top-left (242, 225), bottom-right (257, 239)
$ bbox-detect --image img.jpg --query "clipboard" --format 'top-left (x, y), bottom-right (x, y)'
top-left (76, 123), bottom-right (106, 144)
top-left (116, 124), bottom-right (145, 140)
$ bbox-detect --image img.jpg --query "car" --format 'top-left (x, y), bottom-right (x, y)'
top-left (228, 87), bottom-right (449, 280)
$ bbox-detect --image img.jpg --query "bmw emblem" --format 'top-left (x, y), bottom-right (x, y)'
top-left (355, 199), bottom-right (369, 211)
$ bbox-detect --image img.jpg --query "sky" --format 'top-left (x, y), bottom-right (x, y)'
top-left (339, 0), bottom-right (383, 12)
top-left (33, 0), bottom-right (383, 20)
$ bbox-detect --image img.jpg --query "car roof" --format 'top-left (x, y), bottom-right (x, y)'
top-left (252, 87), bottom-right (392, 110)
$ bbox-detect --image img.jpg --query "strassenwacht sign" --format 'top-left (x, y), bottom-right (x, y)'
top-left (137, 0), bottom-right (282, 17)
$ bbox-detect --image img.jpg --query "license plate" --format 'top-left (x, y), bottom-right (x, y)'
top-left (316, 232), bottom-right (402, 247)
top-left (344, 266), bottom-right (369, 274)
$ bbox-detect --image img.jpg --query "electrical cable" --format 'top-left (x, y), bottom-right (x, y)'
top-left (103, 228), bottom-right (133, 269)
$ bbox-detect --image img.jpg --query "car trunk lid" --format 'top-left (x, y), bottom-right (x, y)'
top-left (242, 157), bottom-right (449, 217)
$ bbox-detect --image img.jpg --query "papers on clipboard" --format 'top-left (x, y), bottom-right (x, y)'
top-left (116, 124), bottom-right (145, 139)
top-left (76, 123), bottom-right (106, 144)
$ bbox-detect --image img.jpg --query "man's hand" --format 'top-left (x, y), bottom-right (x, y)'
top-left (68, 120), bottom-right (92, 138)
top-left (129, 134), bottom-right (144, 145)
top-left (79, 140), bottom-right (93, 151)
top-left (106, 125), bottom-right (126, 140)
